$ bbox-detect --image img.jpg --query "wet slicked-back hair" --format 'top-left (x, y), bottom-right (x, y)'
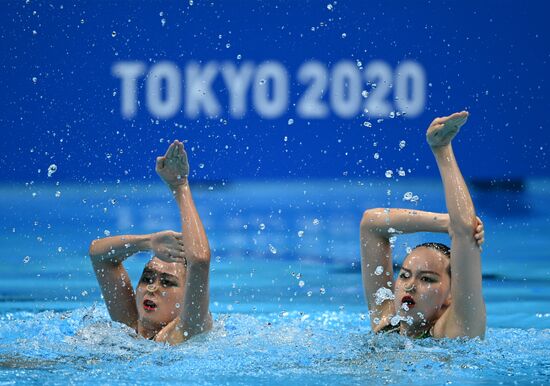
top-left (412, 242), bottom-right (451, 277)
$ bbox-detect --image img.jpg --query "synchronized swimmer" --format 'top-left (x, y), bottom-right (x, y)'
top-left (89, 111), bottom-right (486, 344)
top-left (89, 141), bottom-right (211, 344)
top-left (360, 111), bottom-right (486, 339)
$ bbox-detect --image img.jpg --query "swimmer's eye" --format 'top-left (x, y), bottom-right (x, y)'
top-left (140, 275), bottom-right (154, 284)
top-left (399, 272), bottom-right (410, 279)
top-left (421, 277), bottom-right (437, 283)
top-left (161, 279), bottom-right (177, 287)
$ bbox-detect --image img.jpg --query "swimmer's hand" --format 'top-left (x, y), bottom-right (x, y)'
top-left (426, 111), bottom-right (468, 147)
top-left (448, 215), bottom-right (485, 250)
top-left (150, 230), bottom-right (187, 264)
top-left (474, 216), bottom-right (485, 251)
top-left (156, 140), bottom-right (190, 188)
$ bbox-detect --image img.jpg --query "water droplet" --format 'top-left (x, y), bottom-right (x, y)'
top-left (374, 266), bottom-right (384, 275)
top-left (268, 244), bottom-right (277, 254)
top-left (406, 246), bottom-right (412, 254)
top-left (287, 118), bottom-right (294, 125)
top-left (363, 121), bottom-right (372, 128)
top-left (297, 230), bottom-right (304, 237)
top-left (373, 152), bottom-right (380, 160)
top-left (341, 32), bottom-right (347, 38)
top-left (361, 90), bottom-right (369, 98)
top-left (403, 192), bottom-right (413, 201)
top-left (312, 218), bottom-right (320, 225)
top-left (398, 168), bottom-right (406, 177)
top-left (23, 256), bottom-right (31, 264)
top-left (188, 0), bottom-right (193, 5)
top-left (307, 290), bottom-right (313, 297)
top-left (161, 18), bottom-right (166, 27)
top-left (55, 191), bottom-right (61, 198)
top-left (319, 287), bottom-right (326, 295)
top-left (47, 164), bottom-right (57, 177)
top-left (259, 79), bottom-right (266, 85)
top-left (326, 4), bottom-right (333, 11)
top-left (385, 170), bottom-right (393, 178)
top-left (32, 77), bottom-right (37, 83)
top-left (215, 256), bottom-right (221, 263)
top-left (104, 229), bottom-right (111, 236)
top-left (225, 43), bottom-right (231, 48)
top-left (198, 163), bottom-right (205, 169)
top-left (236, 54), bottom-right (242, 60)
top-left (298, 280), bottom-right (305, 287)
top-left (399, 140), bottom-right (406, 149)
top-left (389, 111), bottom-right (395, 118)
top-left (175, 303), bottom-right (180, 308)
top-left (374, 287), bottom-right (395, 305)
top-left (111, 31), bottom-right (117, 37)
top-left (259, 223), bottom-right (266, 230)
top-left (81, 290), bottom-right (88, 296)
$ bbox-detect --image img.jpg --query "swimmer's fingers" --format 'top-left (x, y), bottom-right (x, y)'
top-left (156, 156), bottom-right (165, 171)
top-left (163, 142), bottom-right (174, 158)
top-left (444, 111), bottom-right (469, 127)
top-left (166, 141), bottom-right (177, 159)
top-left (432, 111), bottom-right (468, 126)
top-left (474, 231), bottom-right (484, 245)
top-left (474, 224), bottom-right (485, 247)
top-left (167, 250), bottom-right (187, 265)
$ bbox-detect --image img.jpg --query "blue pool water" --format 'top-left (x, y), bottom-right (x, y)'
top-left (1, 180), bottom-right (549, 385)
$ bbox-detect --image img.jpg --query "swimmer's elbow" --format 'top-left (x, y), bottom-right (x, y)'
top-left (449, 216), bottom-right (477, 239)
top-left (360, 208), bottom-right (385, 233)
top-left (88, 239), bottom-right (106, 263)
top-left (88, 240), bottom-right (98, 260)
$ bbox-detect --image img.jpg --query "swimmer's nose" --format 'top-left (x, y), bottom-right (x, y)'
top-left (146, 283), bottom-right (159, 293)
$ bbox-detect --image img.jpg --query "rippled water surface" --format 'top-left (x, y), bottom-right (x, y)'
top-left (1, 181), bottom-right (549, 384)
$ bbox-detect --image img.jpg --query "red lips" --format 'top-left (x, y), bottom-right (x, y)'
top-left (143, 299), bottom-right (157, 311)
top-left (401, 295), bottom-right (416, 309)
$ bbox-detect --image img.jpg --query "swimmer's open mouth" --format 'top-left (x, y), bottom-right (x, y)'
top-left (401, 296), bottom-right (416, 309)
top-left (143, 299), bottom-right (157, 311)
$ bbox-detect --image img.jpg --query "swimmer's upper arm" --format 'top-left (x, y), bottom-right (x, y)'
top-left (91, 258), bottom-right (138, 329)
top-left (436, 224), bottom-right (486, 339)
top-left (360, 209), bottom-right (395, 332)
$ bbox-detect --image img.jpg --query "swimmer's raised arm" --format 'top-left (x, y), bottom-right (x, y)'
top-left (360, 209), bottom-right (450, 331)
top-left (89, 230), bottom-right (185, 329)
top-left (154, 140), bottom-right (212, 344)
top-left (427, 111), bottom-right (486, 339)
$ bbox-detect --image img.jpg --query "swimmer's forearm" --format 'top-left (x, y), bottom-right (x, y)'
top-left (432, 145), bottom-right (477, 235)
top-left (88, 234), bottom-right (152, 264)
top-left (360, 208), bottom-right (449, 237)
top-left (180, 260), bottom-right (212, 333)
top-left (170, 182), bottom-right (211, 260)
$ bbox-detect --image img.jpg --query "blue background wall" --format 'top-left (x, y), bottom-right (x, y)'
top-left (1, 0), bottom-right (549, 183)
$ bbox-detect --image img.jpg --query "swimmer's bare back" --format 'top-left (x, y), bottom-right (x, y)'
top-left (89, 140), bottom-right (212, 344)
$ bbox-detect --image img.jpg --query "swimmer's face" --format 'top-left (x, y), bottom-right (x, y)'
top-left (393, 247), bottom-right (451, 327)
top-left (136, 257), bottom-right (186, 329)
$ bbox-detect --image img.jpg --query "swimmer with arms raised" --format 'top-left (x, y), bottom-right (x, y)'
top-left (360, 111), bottom-right (486, 339)
top-left (89, 140), bottom-right (212, 344)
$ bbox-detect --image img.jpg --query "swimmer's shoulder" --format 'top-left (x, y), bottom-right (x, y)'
top-left (372, 315), bottom-right (397, 334)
